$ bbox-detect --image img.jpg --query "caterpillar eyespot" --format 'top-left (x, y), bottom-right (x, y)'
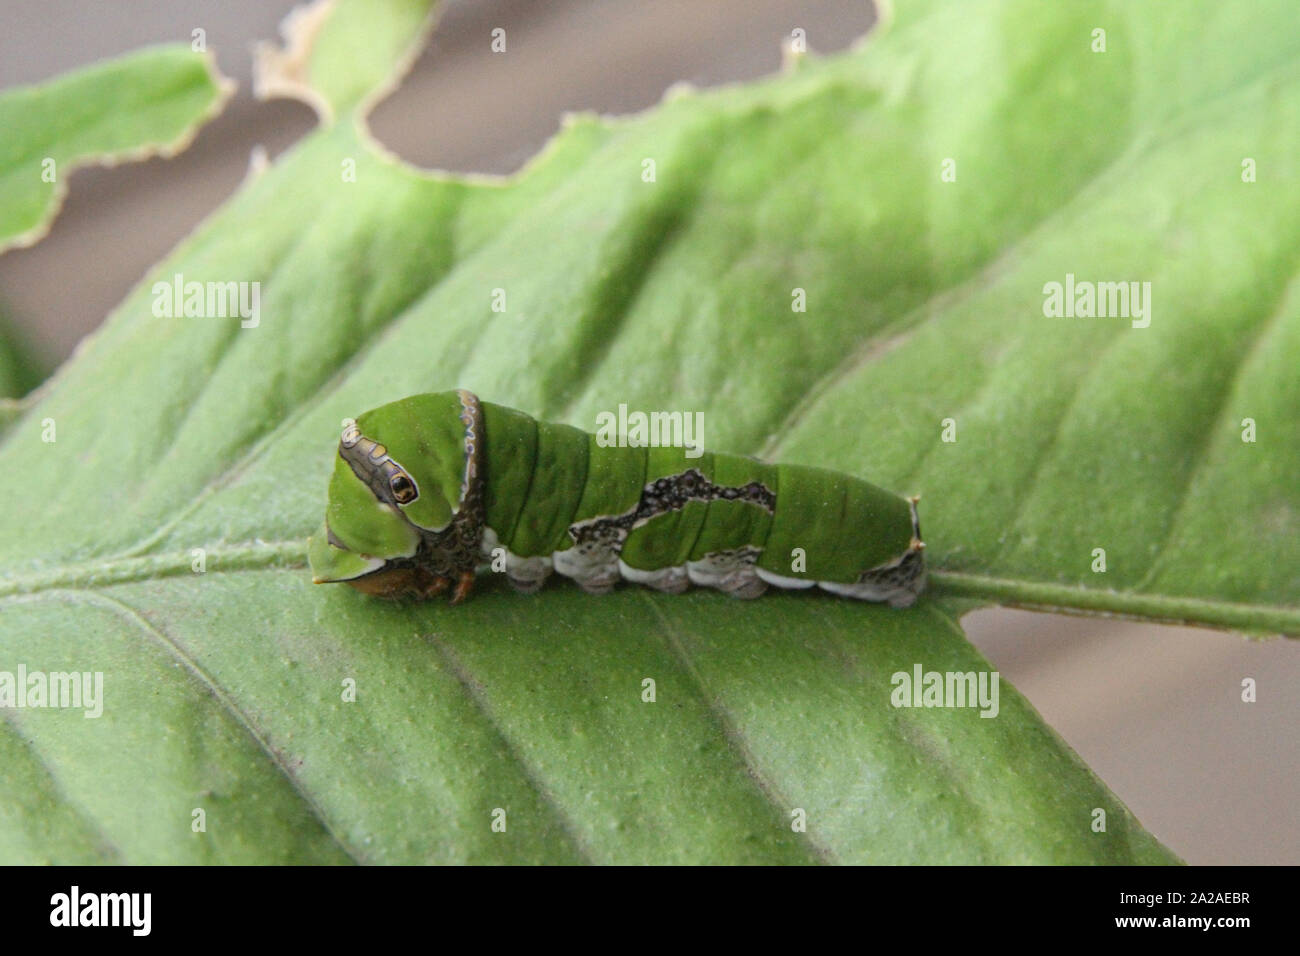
top-left (307, 390), bottom-right (925, 607)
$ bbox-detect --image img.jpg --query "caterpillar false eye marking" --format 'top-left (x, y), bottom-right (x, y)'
top-left (308, 390), bottom-right (925, 606)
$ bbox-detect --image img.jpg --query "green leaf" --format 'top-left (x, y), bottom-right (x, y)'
top-left (0, 575), bottom-right (1173, 864)
top-left (9, 0), bottom-right (1296, 863)
top-left (0, 45), bottom-right (231, 252)
top-left (0, 307), bottom-right (43, 401)
top-left (253, 0), bottom-right (435, 122)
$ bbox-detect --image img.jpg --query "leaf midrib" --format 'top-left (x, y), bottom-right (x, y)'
top-left (2, 542), bottom-right (1296, 638)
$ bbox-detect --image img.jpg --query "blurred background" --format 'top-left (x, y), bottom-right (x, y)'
top-left (0, 0), bottom-right (1295, 864)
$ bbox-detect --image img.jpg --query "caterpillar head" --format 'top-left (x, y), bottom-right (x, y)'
top-left (308, 392), bottom-right (479, 596)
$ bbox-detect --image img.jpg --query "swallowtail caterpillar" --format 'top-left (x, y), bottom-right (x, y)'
top-left (308, 390), bottom-right (925, 606)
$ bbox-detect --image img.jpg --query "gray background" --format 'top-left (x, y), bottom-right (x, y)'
top-left (0, 0), bottom-right (1295, 864)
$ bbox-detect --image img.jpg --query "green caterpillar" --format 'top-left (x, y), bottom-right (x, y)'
top-left (308, 389), bottom-right (925, 606)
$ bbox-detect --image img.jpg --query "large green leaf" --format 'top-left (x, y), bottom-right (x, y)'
top-left (3, 0), bottom-right (1295, 863)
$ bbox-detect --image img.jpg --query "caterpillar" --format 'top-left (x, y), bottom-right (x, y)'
top-left (308, 389), bottom-right (925, 606)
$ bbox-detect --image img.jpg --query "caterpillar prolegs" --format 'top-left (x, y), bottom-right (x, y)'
top-left (308, 390), bottom-right (926, 606)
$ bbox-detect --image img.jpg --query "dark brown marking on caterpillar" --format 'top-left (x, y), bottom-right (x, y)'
top-left (568, 468), bottom-right (775, 551)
